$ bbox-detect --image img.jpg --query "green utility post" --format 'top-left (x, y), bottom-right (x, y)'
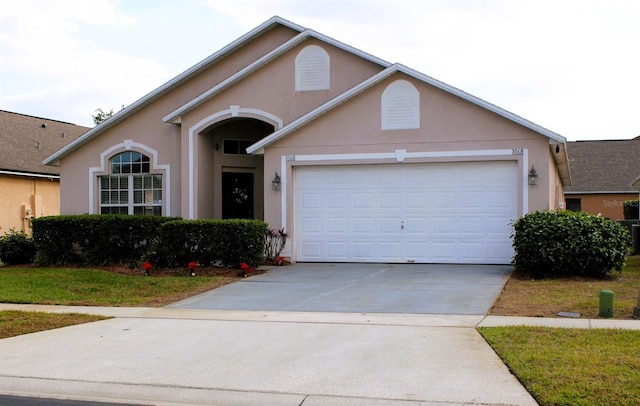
top-left (633, 285), bottom-right (640, 319)
top-left (599, 290), bottom-right (614, 318)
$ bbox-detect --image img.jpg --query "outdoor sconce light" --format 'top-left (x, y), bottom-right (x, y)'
top-left (272, 172), bottom-right (281, 190)
top-left (528, 167), bottom-right (538, 185)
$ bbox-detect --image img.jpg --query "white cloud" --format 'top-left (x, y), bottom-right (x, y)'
top-left (1, 0), bottom-right (639, 138)
top-left (0, 0), bottom-right (168, 126)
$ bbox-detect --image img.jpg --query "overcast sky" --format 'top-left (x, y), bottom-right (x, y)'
top-left (1, 0), bottom-right (639, 141)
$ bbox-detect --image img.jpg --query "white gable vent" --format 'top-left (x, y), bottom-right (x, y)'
top-left (381, 79), bottom-right (420, 130)
top-left (295, 45), bottom-right (330, 91)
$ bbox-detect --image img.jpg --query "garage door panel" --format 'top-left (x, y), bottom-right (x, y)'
top-left (326, 242), bottom-right (348, 259)
top-left (295, 161), bottom-right (517, 264)
top-left (353, 192), bottom-right (375, 209)
top-left (326, 218), bottom-right (348, 233)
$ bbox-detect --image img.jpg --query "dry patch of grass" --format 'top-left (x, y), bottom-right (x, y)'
top-left (0, 310), bottom-right (109, 339)
top-left (490, 255), bottom-right (640, 319)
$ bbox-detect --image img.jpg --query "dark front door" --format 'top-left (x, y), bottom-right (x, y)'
top-left (222, 172), bottom-right (254, 219)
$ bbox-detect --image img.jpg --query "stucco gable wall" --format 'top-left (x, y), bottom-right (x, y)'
top-left (59, 25), bottom-right (301, 216)
top-left (180, 37), bottom-right (385, 130)
top-left (269, 73), bottom-right (550, 150)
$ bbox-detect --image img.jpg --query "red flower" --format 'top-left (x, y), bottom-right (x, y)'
top-left (240, 262), bottom-right (250, 270)
top-left (142, 261), bottom-right (152, 271)
top-left (188, 261), bottom-right (198, 271)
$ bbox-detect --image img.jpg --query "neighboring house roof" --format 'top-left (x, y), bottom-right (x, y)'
top-left (565, 139), bottom-right (640, 193)
top-left (0, 110), bottom-right (89, 177)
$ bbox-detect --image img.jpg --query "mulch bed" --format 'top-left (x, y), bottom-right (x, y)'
top-left (103, 265), bottom-right (268, 278)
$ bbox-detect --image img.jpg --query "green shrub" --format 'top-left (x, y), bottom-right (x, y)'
top-left (148, 219), bottom-right (267, 268)
top-left (512, 210), bottom-right (630, 278)
top-left (624, 200), bottom-right (639, 220)
top-left (0, 229), bottom-right (37, 265)
top-left (32, 215), bottom-right (180, 266)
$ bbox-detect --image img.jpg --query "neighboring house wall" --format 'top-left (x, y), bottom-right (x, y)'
top-left (0, 110), bottom-right (89, 235)
top-left (0, 175), bottom-right (59, 235)
top-left (565, 139), bottom-right (640, 219)
top-left (565, 193), bottom-right (638, 220)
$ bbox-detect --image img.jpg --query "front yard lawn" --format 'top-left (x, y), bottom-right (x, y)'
top-left (0, 266), bottom-right (242, 307)
top-left (479, 326), bottom-right (640, 406)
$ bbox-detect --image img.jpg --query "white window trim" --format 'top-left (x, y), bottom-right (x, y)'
top-left (89, 140), bottom-right (170, 215)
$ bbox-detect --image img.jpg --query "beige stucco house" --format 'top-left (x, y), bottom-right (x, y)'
top-left (1, 110), bottom-right (89, 235)
top-left (45, 16), bottom-right (570, 264)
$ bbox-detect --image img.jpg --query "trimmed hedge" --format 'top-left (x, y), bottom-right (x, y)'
top-left (0, 229), bottom-right (37, 265)
top-left (147, 219), bottom-right (267, 268)
top-left (512, 210), bottom-right (630, 278)
top-left (32, 215), bottom-right (180, 266)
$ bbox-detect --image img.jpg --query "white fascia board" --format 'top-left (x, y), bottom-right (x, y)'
top-left (394, 64), bottom-right (567, 144)
top-left (43, 16), bottom-right (303, 166)
top-left (0, 170), bottom-right (59, 180)
top-left (164, 29), bottom-right (391, 124)
top-left (249, 63), bottom-right (569, 155)
top-left (565, 191), bottom-right (639, 194)
top-left (247, 65), bottom-right (400, 154)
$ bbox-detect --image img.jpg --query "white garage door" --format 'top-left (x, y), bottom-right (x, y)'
top-left (294, 161), bottom-right (518, 264)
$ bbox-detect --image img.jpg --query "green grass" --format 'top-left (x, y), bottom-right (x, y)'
top-left (0, 267), bottom-right (233, 306)
top-left (0, 310), bottom-right (109, 339)
top-left (478, 326), bottom-right (640, 406)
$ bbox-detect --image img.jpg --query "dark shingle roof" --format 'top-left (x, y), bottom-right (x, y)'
top-left (0, 110), bottom-right (90, 176)
top-left (565, 139), bottom-right (640, 193)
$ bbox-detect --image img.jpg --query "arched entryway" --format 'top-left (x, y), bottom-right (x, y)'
top-left (198, 118), bottom-right (274, 220)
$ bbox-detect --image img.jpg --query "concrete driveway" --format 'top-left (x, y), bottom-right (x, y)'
top-left (0, 264), bottom-right (539, 405)
top-left (168, 263), bottom-right (513, 314)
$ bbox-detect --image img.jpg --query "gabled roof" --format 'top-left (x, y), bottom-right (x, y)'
top-left (565, 139), bottom-right (640, 193)
top-left (0, 110), bottom-right (89, 177)
top-left (163, 29), bottom-right (390, 124)
top-left (44, 16), bottom-right (306, 166)
top-left (246, 63), bottom-right (571, 185)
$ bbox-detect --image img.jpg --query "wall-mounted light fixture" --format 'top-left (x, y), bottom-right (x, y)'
top-left (528, 167), bottom-right (538, 185)
top-left (272, 172), bottom-right (281, 190)
top-left (555, 145), bottom-right (560, 153)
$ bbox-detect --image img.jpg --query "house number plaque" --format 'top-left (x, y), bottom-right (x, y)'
top-left (512, 148), bottom-right (524, 155)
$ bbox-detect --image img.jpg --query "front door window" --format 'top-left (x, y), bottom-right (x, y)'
top-left (222, 172), bottom-right (254, 219)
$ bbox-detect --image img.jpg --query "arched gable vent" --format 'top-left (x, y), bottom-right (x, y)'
top-left (295, 45), bottom-right (330, 91)
top-left (381, 79), bottom-right (420, 130)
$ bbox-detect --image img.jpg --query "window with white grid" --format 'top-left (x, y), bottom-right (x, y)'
top-left (99, 151), bottom-right (162, 215)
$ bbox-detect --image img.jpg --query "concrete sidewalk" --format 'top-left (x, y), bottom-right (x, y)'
top-left (0, 305), bottom-right (543, 406)
top-left (2, 304), bottom-right (639, 329)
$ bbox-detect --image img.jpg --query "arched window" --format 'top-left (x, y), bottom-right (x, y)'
top-left (295, 45), bottom-right (330, 91)
top-left (381, 79), bottom-right (420, 130)
top-left (99, 151), bottom-right (162, 215)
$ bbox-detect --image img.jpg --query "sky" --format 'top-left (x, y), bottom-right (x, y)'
top-left (1, 0), bottom-right (639, 141)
